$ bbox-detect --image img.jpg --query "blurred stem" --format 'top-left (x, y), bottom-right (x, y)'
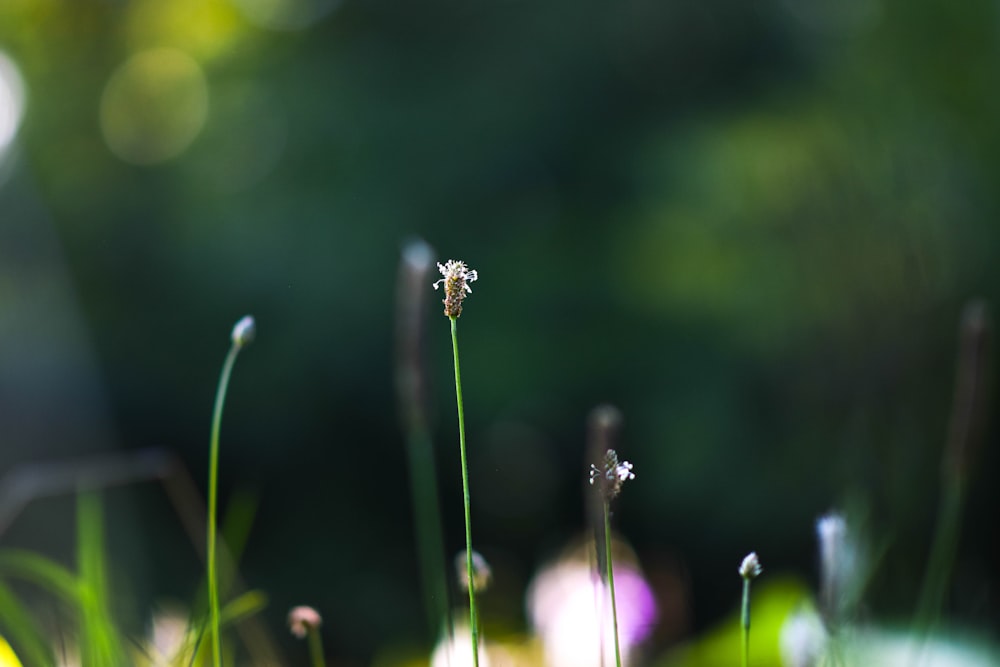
top-left (208, 343), bottom-right (241, 667)
top-left (914, 472), bottom-right (965, 635)
top-left (77, 492), bottom-right (122, 667)
top-left (604, 501), bottom-right (622, 667)
top-left (307, 627), bottom-right (326, 667)
top-left (826, 635), bottom-right (846, 667)
top-left (396, 240), bottom-right (451, 644)
top-left (741, 578), bottom-right (751, 667)
top-left (913, 301), bottom-right (990, 640)
top-left (450, 316), bottom-right (479, 667)
top-left (405, 429), bottom-right (450, 642)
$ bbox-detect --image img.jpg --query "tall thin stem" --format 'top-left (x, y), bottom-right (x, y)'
top-left (208, 344), bottom-right (240, 667)
top-left (741, 578), bottom-right (751, 667)
top-left (914, 301), bottom-right (989, 643)
top-left (450, 316), bottom-right (479, 667)
top-left (603, 501), bottom-right (622, 667)
top-left (404, 428), bottom-right (451, 641)
top-left (914, 474), bottom-right (965, 635)
top-left (308, 627), bottom-right (326, 667)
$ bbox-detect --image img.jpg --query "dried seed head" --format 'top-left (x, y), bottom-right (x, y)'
top-left (288, 605), bottom-right (322, 639)
top-left (589, 448), bottom-right (635, 501)
top-left (739, 552), bottom-right (762, 580)
top-left (231, 315), bottom-right (256, 348)
top-left (456, 549), bottom-right (493, 592)
top-left (432, 259), bottom-right (478, 318)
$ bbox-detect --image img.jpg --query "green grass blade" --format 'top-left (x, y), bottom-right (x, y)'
top-left (0, 550), bottom-right (79, 604)
top-left (187, 590), bottom-right (268, 667)
top-left (218, 490), bottom-right (258, 598)
top-left (0, 579), bottom-right (56, 667)
top-left (218, 590), bottom-right (267, 626)
top-left (77, 491), bottom-right (125, 667)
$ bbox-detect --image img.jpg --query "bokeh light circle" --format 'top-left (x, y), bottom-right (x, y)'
top-left (193, 82), bottom-right (287, 193)
top-left (100, 48), bottom-right (209, 165)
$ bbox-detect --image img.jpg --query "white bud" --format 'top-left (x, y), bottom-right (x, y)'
top-left (739, 552), bottom-right (762, 580)
top-left (231, 315), bottom-right (256, 348)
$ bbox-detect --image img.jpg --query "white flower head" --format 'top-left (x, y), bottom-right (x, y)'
top-left (433, 259), bottom-right (478, 317)
top-left (739, 551), bottom-right (763, 580)
top-left (589, 449), bottom-right (635, 500)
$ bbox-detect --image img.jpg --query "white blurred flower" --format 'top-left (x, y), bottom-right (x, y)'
top-left (431, 623), bottom-right (490, 667)
top-left (456, 548), bottom-right (493, 592)
top-left (780, 606), bottom-right (827, 667)
top-left (816, 512), bottom-right (860, 626)
top-left (527, 542), bottom-right (657, 667)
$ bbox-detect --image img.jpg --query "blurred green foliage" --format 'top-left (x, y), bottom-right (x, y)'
top-left (0, 0), bottom-right (998, 662)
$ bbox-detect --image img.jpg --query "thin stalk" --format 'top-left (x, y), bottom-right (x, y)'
top-left (396, 240), bottom-right (451, 644)
top-left (914, 473), bottom-right (965, 635)
top-left (741, 578), bottom-right (751, 667)
top-left (450, 316), bottom-right (479, 667)
top-left (307, 627), bottom-right (326, 667)
top-left (208, 344), bottom-right (241, 667)
top-left (912, 303), bottom-right (989, 640)
top-left (405, 429), bottom-right (451, 641)
top-left (603, 501), bottom-right (622, 667)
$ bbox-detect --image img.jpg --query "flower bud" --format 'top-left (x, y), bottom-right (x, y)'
top-left (231, 315), bottom-right (256, 348)
top-left (739, 552), bottom-right (762, 580)
top-left (288, 605), bottom-right (321, 639)
top-left (456, 549), bottom-right (493, 592)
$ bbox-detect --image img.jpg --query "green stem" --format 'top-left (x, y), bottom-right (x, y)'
top-left (604, 501), bottom-right (622, 667)
top-left (307, 627), bottom-right (326, 667)
top-left (741, 578), bottom-right (751, 667)
top-left (914, 473), bottom-right (965, 636)
top-left (450, 316), bottom-right (479, 667)
top-left (404, 428), bottom-right (451, 643)
top-left (208, 344), bottom-right (241, 667)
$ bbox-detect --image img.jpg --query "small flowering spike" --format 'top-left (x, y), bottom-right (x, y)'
top-left (231, 315), bottom-right (256, 348)
top-left (433, 259), bottom-right (478, 318)
top-left (589, 448), bottom-right (635, 500)
top-left (739, 552), bottom-right (762, 580)
top-left (288, 605), bottom-right (322, 639)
